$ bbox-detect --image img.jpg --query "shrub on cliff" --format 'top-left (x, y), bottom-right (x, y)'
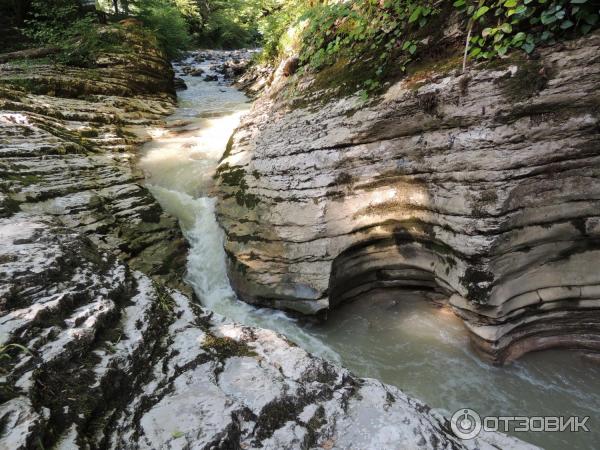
top-left (259, 0), bottom-right (600, 94)
top-left (23, 0), bottom-right (124, 67)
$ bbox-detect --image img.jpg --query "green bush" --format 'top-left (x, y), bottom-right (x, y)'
top-left (259, 0), bottom-right (599, 94)
top-left (137, 0), bottom-right (191, 58)
top-left (189, 0), bottom-right (272, 49)
top-left (195, 11), bottom-right (257, 48)
top-left (455, 0), bottom-right (600, 60)
top-left (271, 0), bottom-right (440, 95)
top-left (23, 0), bottom-right (122, 67)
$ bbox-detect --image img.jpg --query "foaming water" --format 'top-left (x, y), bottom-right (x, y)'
top-left (140, 50), bottom-right (600, 450)
top-left (139, 51), bottom-right (341, 363)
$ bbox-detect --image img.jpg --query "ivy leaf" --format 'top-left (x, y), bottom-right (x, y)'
top-left (409, 44), bottom-right (417, 54)
top-left (453, 0), bottom-right (466, 6)
top-left (473, 6), bottom-right (490, 19)
top-left (541, 30), bottom-right (553, 40)
top-left (408, 7), bottom-right (422, 23)
top-left (560, 19), bottom-right (574, 29)
top-left (512, 31), bottom-right (527, 43)
top-left (541, 13), bottom-right (557, 24)
top-left (522, 42), bottom-right (535, 53)
top-left (500, 23), bottom-right (513, 33)
top-left (584, 14), bottom-right (599, 25)
top-left (514, 5), bottom-right (528, 14)
top-left (504, 0), bottom-right (518, 7)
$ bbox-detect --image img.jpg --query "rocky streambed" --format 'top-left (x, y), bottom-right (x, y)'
top-left (0, 31), bottom-right (539, 449)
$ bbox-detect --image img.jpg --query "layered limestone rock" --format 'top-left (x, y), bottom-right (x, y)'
top-left (0, 215), bottom-right (532, 449)
top-left (0, 31), bottom-right (187, 289)
top-left (0, 28), bottom-right (534, 449)
top-left (215, 33), bottom-right (600, 364)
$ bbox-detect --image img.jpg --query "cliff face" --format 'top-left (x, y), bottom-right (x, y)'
top-left (0, 28), bottom-right (535, 450)
top-left (216, 33), bottom-right (600, 364)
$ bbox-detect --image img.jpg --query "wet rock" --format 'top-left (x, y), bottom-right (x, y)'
top-left (204, 74), bottom-right (219, 82)
top-left (0, 214), bottom-right (535, 449)
top-left (215, 33), bottom-right (600, 365)
top-left (173, 77), bottom-right (187, 91)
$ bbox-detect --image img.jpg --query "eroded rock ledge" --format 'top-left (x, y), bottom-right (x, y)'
top-left (215, 33), bottom-right (600, 365)
top-left (0, 30), bottom-right (533, 449)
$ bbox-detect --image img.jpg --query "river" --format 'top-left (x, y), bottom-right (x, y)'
top-left (138, 50), bottom-right (600, 450)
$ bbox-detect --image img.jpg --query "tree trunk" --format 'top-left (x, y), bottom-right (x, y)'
top-left (112, 0), bottom-right (119, 15)
top-left (121, 0), bottom-right (130, 15)
top-left (13, 0), bottom-right (31, 26)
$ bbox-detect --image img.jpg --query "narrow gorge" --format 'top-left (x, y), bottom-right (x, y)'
top-left (0, 25), bottom-right (537, 450)
top-left (1, 1), bottom-right (600, 449)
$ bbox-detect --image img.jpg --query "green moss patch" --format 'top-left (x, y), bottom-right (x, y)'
top-left (201, 333), bottom-right (257, 359)
top-left (498, 61), bottom-right (552, 101)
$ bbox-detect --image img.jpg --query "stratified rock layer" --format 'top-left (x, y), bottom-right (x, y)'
top-left (216, 33), bottom-right (600, 364)
top-left (0, 29), bottom-right (534, 449)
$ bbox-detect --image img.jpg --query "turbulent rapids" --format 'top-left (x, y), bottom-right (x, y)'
top-left (139, 50), bottom-right (600, 450)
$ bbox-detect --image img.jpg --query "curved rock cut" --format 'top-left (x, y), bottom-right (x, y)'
top-left (216, 33), bottom-right (600, 364)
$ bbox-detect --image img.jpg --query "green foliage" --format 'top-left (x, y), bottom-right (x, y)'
top-left (256, 0), bottom-right (307, 61)
top-left (23, 0), bottom-right (123, 67)
top-left (137, 0), bottom-right (191, 58)
top-left (288, 1), bottom-right (440, 93)
top-left (455, 0), bottom-right (600, 60)
top-left (190, 0), bottom-right (280, 49)
top-left (260, 0), bottom-right (599, 96)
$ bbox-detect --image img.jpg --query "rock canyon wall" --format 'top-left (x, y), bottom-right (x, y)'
top-left (216, 33), bottom-right (600, 365)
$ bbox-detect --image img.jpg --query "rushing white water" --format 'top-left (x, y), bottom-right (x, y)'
top-left (140, 51), bottom-right (342, 363)
top-left (140, 51), bottom-right (600, 450)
